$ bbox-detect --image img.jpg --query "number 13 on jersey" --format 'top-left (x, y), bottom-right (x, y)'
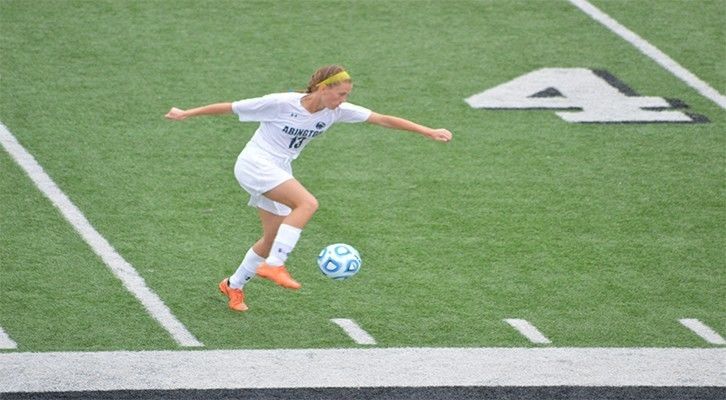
top-left (288, 137), bottom-right (306, 149)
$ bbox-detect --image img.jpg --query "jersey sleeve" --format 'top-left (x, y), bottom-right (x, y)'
top-left (336, 102), bottom-right (372, 123)
top-left (231, 94), bottom-right (282, 122)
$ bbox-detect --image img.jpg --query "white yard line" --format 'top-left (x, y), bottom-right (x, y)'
top-left (1, 348), bottom-right (724, 392)
top-left (0, 326), bottom-right (17, 350)
top-left (679, 319), bottom-right (726, 345)
top-left (331, 318), bottom-right (377, 345)
top-left (569, 0), bottom-right (726, 109)
top-left (0, 122), bottom-right (202, 348)
top-left (504, 319), bottom-right (552, 344)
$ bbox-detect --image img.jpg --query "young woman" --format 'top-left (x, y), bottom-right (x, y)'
top-left (166, 65), bottom-right (452, 312)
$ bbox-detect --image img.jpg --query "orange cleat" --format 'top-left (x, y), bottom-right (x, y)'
top-left (256, 263), bottom-right (301, 290)
top-left (218, 278), bottom-right (248, 312)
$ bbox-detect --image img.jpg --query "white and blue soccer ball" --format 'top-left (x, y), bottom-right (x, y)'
top-left (317, 243), bottom-right (362, 280)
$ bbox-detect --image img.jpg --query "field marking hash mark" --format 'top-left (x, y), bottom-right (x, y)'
top-left (331, 318), bottom-right (377, 345)
top-left (679, 319), bottom-right (726, 345)
top-left (504, 319), bottom-right (552, 344)
top-left (0, 326), bottom-right (18, 349)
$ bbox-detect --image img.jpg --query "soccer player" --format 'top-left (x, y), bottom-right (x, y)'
top-left (165, 65), bottom-right (452, 312)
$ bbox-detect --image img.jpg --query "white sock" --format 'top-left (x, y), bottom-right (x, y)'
top-left (229, 248), bottom-right (265, 289)
top-left (266, 224), bottom-right (302, 266)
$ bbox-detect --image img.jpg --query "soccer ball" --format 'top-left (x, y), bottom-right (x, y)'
top-left (317, 243), bottom-right (362, 280)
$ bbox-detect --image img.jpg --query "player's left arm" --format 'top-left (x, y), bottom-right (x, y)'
top-left (366, 112), bottom-right (452, 142)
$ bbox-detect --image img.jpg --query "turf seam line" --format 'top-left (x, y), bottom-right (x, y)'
top-left (0, 121), bottom-right (203, 348)
top-left (330, 319), bottom-right (377, 345)
top-left (679, 319), bottom-right (726, 345)
top-left (569, 0), bottom-right (726, 109)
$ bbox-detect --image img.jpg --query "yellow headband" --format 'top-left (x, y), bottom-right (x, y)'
top-left (317, 70), bottom-right (351, 87)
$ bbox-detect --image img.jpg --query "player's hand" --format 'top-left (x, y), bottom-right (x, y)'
top-left (165, 107), bottom-right (187, 120)
top-left (428, 128), bottom-right (452, 142)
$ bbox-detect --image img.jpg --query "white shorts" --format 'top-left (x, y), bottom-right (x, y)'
top-left (234, 143), bottom-right (294, 216)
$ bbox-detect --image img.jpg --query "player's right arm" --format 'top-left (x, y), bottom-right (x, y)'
top-left (165, 103), bottom-right (233, 120)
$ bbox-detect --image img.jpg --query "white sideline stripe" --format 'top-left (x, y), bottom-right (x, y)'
top-left (331, 318), bottom-right (377, 345)
top-left (504, 319), bottom-right (551, 344)
top-left (679, 319), bottom-right (726, 345)
top-left (1, 348), bottom-right (724, 392)
top-left (569, 0), bottom-right (726, 110)
top-left (0, 326), bottom-right (18, 349)
top-left (0, 122), bottom-right (203, 348)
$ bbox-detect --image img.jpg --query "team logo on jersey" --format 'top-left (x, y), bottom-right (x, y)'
top-left (316, 122), bottom-right (327, 129)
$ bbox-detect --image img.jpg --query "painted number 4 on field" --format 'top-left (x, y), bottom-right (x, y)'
top-left (465, 68), bottom-right (707, 123)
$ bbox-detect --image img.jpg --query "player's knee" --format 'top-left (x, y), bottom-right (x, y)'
top-left (288, 192), bottom-right (318, 218)
top-left (305, 196), bottom-right (320, 214)
top-left (299, 195), bottom-right (319, 215)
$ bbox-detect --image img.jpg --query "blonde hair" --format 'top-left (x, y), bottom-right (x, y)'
top-left (305, 65), bottom-right (350, 93)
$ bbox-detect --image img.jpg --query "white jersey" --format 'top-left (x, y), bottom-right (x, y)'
top-left (232, 92), bottom-right (372, 159)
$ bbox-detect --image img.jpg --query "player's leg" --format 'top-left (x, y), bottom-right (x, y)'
top-left (222, 151), bottom-right (309, 309)
top-left (255, 178), bottom-right (318, 289)
top-left (220, 209), bottom-right (286, 312)
top-left (228, 209), bottom-right (284, 289)
top-left (252, 206), bottom-right (287, 258)
top-left (262, 178), bottom-right (318, 230)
